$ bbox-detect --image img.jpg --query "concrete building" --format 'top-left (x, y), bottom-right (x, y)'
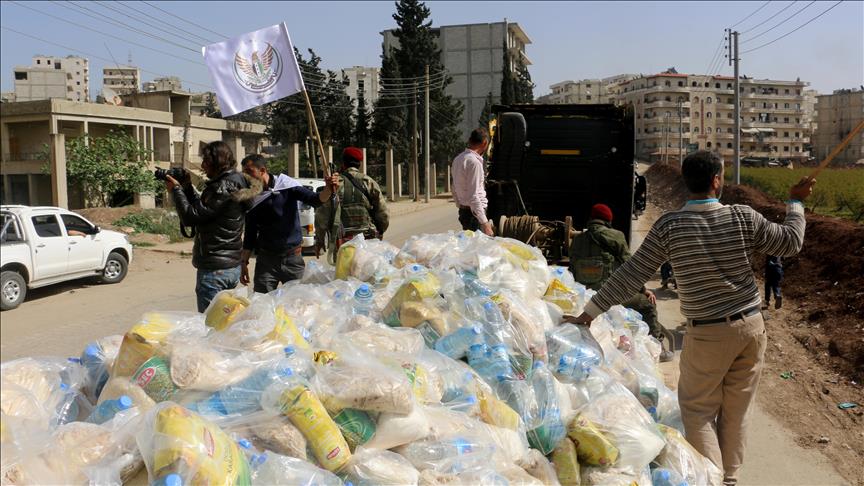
top-left (616, 72), bottom-right (812, 162)
top-left (143, 76), bottom-right (182, 93)
top-left (190, 92), bottom-right (218, 116)
top-left (382, 21), bottom-right (531, 136)
top-left (543, 75), bottom-right (637, 105)
top-left (0, 92), bottom-right (15, 103)
top-left (13, 55), bottom-right (89, 102)
top-left (341, 66), bottom-right (380, 109)
top-left (812, 88), bottom-right (864, 166)
top-left (102, 65), bottom-right (141, 97)
top-left (1, 92), bottom-right (267, 208)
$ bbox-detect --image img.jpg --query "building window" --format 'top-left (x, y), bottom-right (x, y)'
top-left (586, 84), bottom-right (591, 88)
top-left (586, 95), bottom-right (591, 100)
top-left (796, 89), bottom-right (801, 95)
top-left (784, 131), bottom-right (789, 137)
top-left (727, 143), bottom-right (733, 148)
top-left (707, 142), bottom-right (712, 148)
top-left (728, 128), bottom-right (734, 133)
top-left (715, 83), bottom-right (720, 88)
top-left (692, 81), bottom-right (697, 87)
top-left (76, 81), bottom-right (80, 86)
top-left (678, 81), bottom-right (684, 87)
top-left (14, 71), bottom-right (27, 80)
top-left (795, 146), bottom-right (800, 152)
top-left (795, 132), bottom-right (799, 137)
top-left (784, 117), bottom-right (789, 123)
top-left (665, 81), bottom-right (671, 86)
top-left (750, 87), bottom-right (756, 93)
top-left (784, 146), bottom-right (789, 152)
top-left (707, 127), bottom-right (713, 133)
top-left (36, 59), bottom-right (41, 65)
top-left (706, 112), bottom-right (712, 118)
top-left (694, 127), bottom-right (700, 133)
top-left (728, 113), bottom-right (734, 119)
top-left (694, 96), bottom-right (700, 102)
top-left (784, 103), bottom-right (790, 108)
top-left (47, 59), bottom-right (51, 65)
top-left (694, 111), bottom-right (700, 117)
top-left (727, 83), bottom-right (733, 89)
top-left (785, 89), bottom-right (790, 94)
top-left (795, 118), bottom-right (800, 123)
top-left (55, 62), bottom-right (62, 70)
top-left (707, 97), bottom-right (713, 103)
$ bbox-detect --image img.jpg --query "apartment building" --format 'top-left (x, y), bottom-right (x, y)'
top-left (13, 55), bottom-right (89, 102)
top-left (812, 88), bottom-right (864, 165)
top-left (102, 65), bottom-right (141, 97)
top-left (382, 21), bottom-right (531, 137)
top-left (543, 74), bottom-right (637, 105)
top-left (341, 66), bottom-right (380, 109)
top-left (616, 72), bottom-right (812, 162)
top-left (143, 76), bottom-right (182, 93)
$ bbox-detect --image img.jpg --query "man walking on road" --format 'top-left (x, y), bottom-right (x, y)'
top-left (315, 147), bottom-right (389, 263)
top-left (452, 128), bottom-right (493, 236)
top-left (566, 151), bottom-right (814, 486)
top-left (238, 154), bottom-right (339, 293)
top-left (569, 203), bottom-right (671, 362)
top-left (763, 255), bottom-right (783, 310)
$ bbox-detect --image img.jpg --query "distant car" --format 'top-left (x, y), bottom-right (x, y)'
top-left (1, 205), bottom-right (133, 310)
top-left (295, 178), bottom-right (325, 254)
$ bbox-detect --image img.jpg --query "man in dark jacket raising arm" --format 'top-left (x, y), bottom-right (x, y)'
top-left (164, 141), bottom-right (252, 312)
top-left (567, 151), bottom-right (815, 486)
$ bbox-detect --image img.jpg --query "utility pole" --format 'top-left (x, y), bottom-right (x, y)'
top-left (663, 113), bottom-right (670, 164)
top-left (730, 28), bottom-right (741, 184)
top-left (412, 81), bottom-right (419, 201)
top-left (424, 65), bottom-right (431, 203)
top-left (678, 97), bottom-right (684, 166)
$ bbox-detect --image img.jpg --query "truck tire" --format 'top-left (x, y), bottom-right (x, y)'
top-left (98, 252), bottom-right (128, 284)
top-left (1, 271), bottom-right (26, 311)
top-left (493, 112), bottom-right (527, 180)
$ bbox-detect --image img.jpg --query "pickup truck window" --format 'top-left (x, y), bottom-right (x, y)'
top-left (61, 214), bottom-right (93, 235)
top-left (1, 213), bottom-right (22, 243)
top-left (31, 215), bottom-right (63, 238)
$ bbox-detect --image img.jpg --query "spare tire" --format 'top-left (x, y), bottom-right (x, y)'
top-left (492, 112), bottom-right (526, 180)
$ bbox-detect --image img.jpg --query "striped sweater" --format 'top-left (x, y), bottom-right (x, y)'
top-left (584, 200), bottom-right (806, 320)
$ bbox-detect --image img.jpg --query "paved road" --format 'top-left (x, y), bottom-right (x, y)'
top-left (0, 203), bottom-right (460, 361)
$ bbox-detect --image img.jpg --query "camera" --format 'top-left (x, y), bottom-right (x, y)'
top-left (154, 167), bottom-right (187, 182)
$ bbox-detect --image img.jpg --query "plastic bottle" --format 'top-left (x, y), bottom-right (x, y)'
top-left (527, 362), bottom-right (566, 454)
top-left (467, 343), bottom-right (491, 381)
top-left (444, 394), bottom-right (480, 416)
top-left (400, 438), bottom-right (495, 472)
top-left (556, 351), bottom-right (593, 383)
top-left (495, 375), bottom-right (538, 427)
top-left (86, 395), bottom-right (133, 424)
top-left (487, 343), bottom-right (514, 379)
top-left (152, 473), bottom-right (183, 486)
top-left (282, 346), bottom-right (315, 381)
top-left (250, 452), bottom-right (343, 486)
top-left (191, 367), bottom-right (294, 416)
top-left (405, 264), bottom-right (429, 282)
top-left (440, 370), bottom-right (475, 403)
top-left (352, 284), bottom-right (374, 316)
top-left (651, 468), bottom-right (688, 486)
top-left (80, 343), bottom-right (109, 401)
top-left (480, 301), bottom-right (509, 347)
top-left (461, 271), bottom-right (493, 297)
top-left (55, 383), bottom-right (82, 425)
top-left (435, 325), bottom-right (483, 359)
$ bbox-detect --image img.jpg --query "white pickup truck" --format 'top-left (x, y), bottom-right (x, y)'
top-left (1, 205), bottom-right (133, 310)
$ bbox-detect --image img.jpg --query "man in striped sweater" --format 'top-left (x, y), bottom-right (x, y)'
top-left (567, 151), bottom-right (815, 486)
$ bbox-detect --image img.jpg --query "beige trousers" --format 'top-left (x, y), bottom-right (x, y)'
top-left (678, 312), bottom-right (767, 485)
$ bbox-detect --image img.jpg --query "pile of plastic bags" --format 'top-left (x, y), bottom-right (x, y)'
top-left (1, 231), bottom-right (723, 486)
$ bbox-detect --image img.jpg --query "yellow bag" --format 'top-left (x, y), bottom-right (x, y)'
top-left (279, 385), bottom-right (351, 472)
top-left (205, 292), bottom-right (250, 331)
top-left (335, 245), bottom-right (356, 280)
top-left (382, 275), bottom-right (441, 326)
top-left (551, 438), bottom-right (581, 486)
top-left (112, 314), bottom-right (174, 378)
top-left (544, 279), bottom-right (576, 312)
top-left (568, 413), bottom-right (619, 467)
top-left (269, 307), bottom-right (311, 350)
top-left (152, 405), bottom-right (251, 485)
top-left (477, 389), bottom-right (521, 431)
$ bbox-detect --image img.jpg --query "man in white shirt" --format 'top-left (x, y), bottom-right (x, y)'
top-left (451, 128), bottom-right (494, 236)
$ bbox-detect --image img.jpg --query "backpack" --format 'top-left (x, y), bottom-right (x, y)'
top-left (569, 227), bottom-right (620, 289)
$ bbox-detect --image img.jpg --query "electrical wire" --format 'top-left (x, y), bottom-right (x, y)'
top-left (731, 1), bottom-right (772, 28)
top-left (95, 1), bottom-right (210, 48)
top-left (114, 1), bottom-right (216, 45)
top-left (740, 1), bottom-right (799, 34)
top-left (140, 0), bottom-right (225, 41)
top-left (740, 0), bottom-right (816, 44)
top-left (741, 0), bottom-right (843, 53)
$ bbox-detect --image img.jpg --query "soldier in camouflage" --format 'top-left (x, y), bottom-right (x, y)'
top-left (315, 147), bottom-right (389, 264)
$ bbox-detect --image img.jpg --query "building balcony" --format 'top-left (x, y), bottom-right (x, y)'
top-left (644, 100), bottom-right (690, 108)
top-left (643, 116), bottom-right (690, 125)
top-left (741, 92), bottom-right (805, 101)
top-left (715, 103), bottom-right (735, 110)
top-left (644, 85), bottom-right (690, 94)
top-left (714, 132), bottom-right (735, 139)
top-left (716, 117), bottom-right (735, 124)
top-left (2, 152), bottom-right (45, 163)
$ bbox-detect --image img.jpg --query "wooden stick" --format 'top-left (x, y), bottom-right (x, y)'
top-left (302, 89), bottom-right (331, 178)
top-left (807, 119), bottom-right (864, 181)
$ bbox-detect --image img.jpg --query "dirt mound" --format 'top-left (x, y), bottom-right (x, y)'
top-left (76, 206), bottom-right (141, 229)
top-left (645, 162), bottom-right (864, 380)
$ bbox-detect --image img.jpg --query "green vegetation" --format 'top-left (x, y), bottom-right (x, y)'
top-left (114, 210), bottom-right (185, 242)
top-left (731, 167), bottom-right (864, 222)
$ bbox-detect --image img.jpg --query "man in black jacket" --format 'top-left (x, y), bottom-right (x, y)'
top-left (164, 141), bottom-right (252, 312)
top-left (238, 154), bottom-right (339, 293)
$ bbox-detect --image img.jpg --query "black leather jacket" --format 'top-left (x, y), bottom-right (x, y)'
top-left (172, 169), bottom-right (250, 270)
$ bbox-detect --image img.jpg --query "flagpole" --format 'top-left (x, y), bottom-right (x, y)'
top-left (302, 89), bottom-right (331, 178)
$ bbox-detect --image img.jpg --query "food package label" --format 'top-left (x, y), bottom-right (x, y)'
top-left (279, 385), bottom-right (352, 472)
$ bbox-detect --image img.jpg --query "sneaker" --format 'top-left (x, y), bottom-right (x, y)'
top-left (659, 350), bottom-right (674, 363)
top-left (775, 296), bottom-right (782, 309)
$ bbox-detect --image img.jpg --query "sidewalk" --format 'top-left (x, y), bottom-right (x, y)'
top-left (141, 194), bottom-right (454, 255)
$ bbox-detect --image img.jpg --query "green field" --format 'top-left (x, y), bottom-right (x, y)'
top-left (728, 167), bottom-right (864, 222)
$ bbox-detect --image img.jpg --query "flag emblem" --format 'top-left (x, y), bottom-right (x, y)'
top-left (233, 43), bottom-right (281, 92)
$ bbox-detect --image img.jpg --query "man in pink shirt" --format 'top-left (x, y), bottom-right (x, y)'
top-left (451, 128), bottom-right (494, 236)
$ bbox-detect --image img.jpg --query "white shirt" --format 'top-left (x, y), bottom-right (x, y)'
top-left (451, 148), bottom-right (488, 225)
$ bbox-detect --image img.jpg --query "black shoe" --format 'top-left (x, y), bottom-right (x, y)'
top-left (775, 296), bottom-right (782, 309)
top-left (659, 350), bottom-right (674, 363)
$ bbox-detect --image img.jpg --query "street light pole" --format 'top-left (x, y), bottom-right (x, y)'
top-left (678, 97), bottom-right (684, 166)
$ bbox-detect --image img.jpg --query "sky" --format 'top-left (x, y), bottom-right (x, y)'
top-left (1, 1), bottom-right (861, 99)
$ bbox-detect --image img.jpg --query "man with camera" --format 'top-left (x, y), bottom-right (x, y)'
top-left (161, 141), bottom-right (252, 312)
top-left (237, 154), bottom-right (340, 293)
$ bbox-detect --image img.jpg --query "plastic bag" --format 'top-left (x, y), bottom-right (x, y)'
top-left (112, 312), bottom-right (203, 378)
top-left (169, 343), bottom-right (257, 393)
top-left (249, 452), bottom-right (342, 485)
top-left (205, 288), bottom-right (251, 331)
top-left (551, 438), bottom-right (581, 486)
top-left (365, 405), bottom-right (431, 451)
top-left (655, 424), bottom-right (723, 486)
top-left (335, 234), bottom-right (397, 283)
top-left (136, 403), bottom-right (251, 485)
top-left (1, 357), bottom-right (87, 433)
top-left (302, 259), bottom-right (336, 285)
top-left (343, 448), bottom-right (420, 486)
top-left (382, 271), bottom-right (442, 327)
top-left (217, 410), bottom-right (309, 461)
top-left (519, 448), bottom-right (561, 486)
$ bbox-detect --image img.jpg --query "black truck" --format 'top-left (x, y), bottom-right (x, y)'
top-left (487, 103), bottom-right (645, 263)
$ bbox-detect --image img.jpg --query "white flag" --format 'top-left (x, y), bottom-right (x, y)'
top-left (202, 22), bottom-right (304, 117)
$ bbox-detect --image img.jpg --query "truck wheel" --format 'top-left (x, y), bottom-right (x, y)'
top-left (98, 252), bottom-right (128, 284)
top-left (1, 271), bottom-right (26, 311)
top-left (492, 112), bottom-right (527, 179)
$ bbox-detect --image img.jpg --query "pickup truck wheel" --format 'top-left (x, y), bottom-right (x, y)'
top-left (99, 252), bottom-right (128, 284)
top-left (1, 271), bottom-right (26, 311)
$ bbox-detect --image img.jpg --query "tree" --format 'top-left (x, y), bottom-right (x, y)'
top-left (478, 91), bottom-right (495, 128)
top-left (500, 40), bottom-right (515, 106)
top-left (370, 50), bottom-right (408, 159)
top-left (43, 130), bottom-right (157, 208)
top-left (354, 87), bottom-right (371, 147)
top-left (514, 61), bottom-right (534, 103)
top-left (202, 93), bottom-right (221, 118)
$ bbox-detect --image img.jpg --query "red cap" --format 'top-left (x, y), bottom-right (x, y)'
top-left (590, 204), bottom-right (613, 222)
top-left (342, 147), bottom-right (363, 162)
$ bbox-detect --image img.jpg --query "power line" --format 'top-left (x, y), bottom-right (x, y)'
top-left (741, 0), bottom-right (816, 44)
top-left (140, 0), bottom-right (225, 42)
top-left (7, 0), bottom-right (202, 65)
top-left (116, 1), bottom-right (216, 45)
top-left (731, 1), bottom-right (772, 28)
top-left (741, 1), bottom-right (799, 34)
top-left (95, 1), bottom-right (209, 48)
top-left (742, 0), bottom-right (843, 53)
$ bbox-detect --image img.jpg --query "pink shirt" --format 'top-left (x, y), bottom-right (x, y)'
top-left (451, 148), bottom-right (488, 225)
